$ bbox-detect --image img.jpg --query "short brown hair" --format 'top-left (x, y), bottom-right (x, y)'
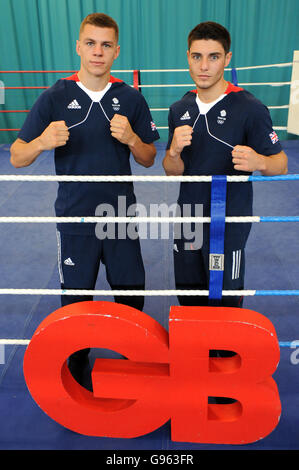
top-left (188, 22), bottom-right (231, 54)
top-left (79, 13), bottom-right (119, 41)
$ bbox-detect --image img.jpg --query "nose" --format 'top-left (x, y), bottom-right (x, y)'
top-left (200, 56), bottom-right (209, 71)
top-left (93, 44), bottom-right (103, 56)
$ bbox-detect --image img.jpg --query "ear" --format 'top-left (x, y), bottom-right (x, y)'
top-left (114, 44), bottom-right (120, 60)
top-left (186, 49), bottom-right (192, 66)
top-left (76, 39), bottom-right (81, 57)
top-left (225, 51), bottom-right (233, 67)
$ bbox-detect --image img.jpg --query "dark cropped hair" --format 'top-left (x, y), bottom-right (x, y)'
top-left (188, 21), bottom-right (231, 54)
top-left (79, 13), bottom-right (119, 41)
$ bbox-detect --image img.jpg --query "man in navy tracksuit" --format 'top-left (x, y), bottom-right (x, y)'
top-left (163, 22), bottom-right (287, 309)
top-left (10, 13), bottom-right (159, 390)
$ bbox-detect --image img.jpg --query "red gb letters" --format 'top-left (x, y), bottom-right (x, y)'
top-left (23, 301), bottom-right (281, 444)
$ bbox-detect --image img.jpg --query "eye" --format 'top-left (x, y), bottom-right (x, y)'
top-left (192, 54), bottom-right (201, 61)
top-left (210, 55), bottom-right (219, 61)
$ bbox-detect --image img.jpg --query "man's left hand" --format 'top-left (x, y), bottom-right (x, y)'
top-left (110, 114), bottom-right (137, 146)
top-left (231, 145), bottom-right (266, 172)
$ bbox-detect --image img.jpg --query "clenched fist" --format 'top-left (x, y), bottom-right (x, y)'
top-left (38, 121), bottom-right (70, 151)
top-left (231, 145), bottom-right (265, 172)
top-left (110, 114), bottom-right (136, 146)
top-left (169, 125), bottom-right (193, 157)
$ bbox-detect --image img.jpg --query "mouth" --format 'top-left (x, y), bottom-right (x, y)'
top-left (198, 75), bottom-right (210, 79)
top-left (90, 61), bottom-right (105, 66)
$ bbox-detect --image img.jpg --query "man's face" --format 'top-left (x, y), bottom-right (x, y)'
top-left (76, 24), bottom-right (120, 78)
top-left (187, 39), bottom-right (232, 90)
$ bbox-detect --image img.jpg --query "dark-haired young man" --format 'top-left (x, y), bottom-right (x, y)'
top-left (11, 13), bottom-right (160, 389)
top-left (163, 21), bottom-right (287, 308)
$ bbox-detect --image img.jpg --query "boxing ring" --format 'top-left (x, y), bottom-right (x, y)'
top-left (0, 61), bottom-right (298, 450)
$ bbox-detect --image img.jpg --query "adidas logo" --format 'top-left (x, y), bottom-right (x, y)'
top-left (180, 111), bottom-right (191, 120)
top-left (64, 257), bottom-right (75, 266)
top-left (67, 99), bottom-right (81, 109)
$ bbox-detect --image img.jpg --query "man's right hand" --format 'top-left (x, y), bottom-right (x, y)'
top-left (169, 125), bottom-right (193, 157)
top-left (38, 121), bottom-right (70, 151)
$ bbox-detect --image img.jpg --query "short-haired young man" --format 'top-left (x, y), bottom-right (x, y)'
top-left (163, 21), bottom-right (287, 308)
top-left (11, 13), bottom-right (160, 390)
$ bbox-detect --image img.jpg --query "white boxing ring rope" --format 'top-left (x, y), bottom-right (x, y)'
top-left (1, 59), bottom-right (296, 133)
top-left (0, 173), bottom-right (298, 301)
top-left (140, 82), bottom-right (291, 87)
top-left (0, 174), bottom-right (298, 182)
top-left (129, 60), bottom-right (295, 132)
top-left (0, 60), bottom-right (298, 346)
